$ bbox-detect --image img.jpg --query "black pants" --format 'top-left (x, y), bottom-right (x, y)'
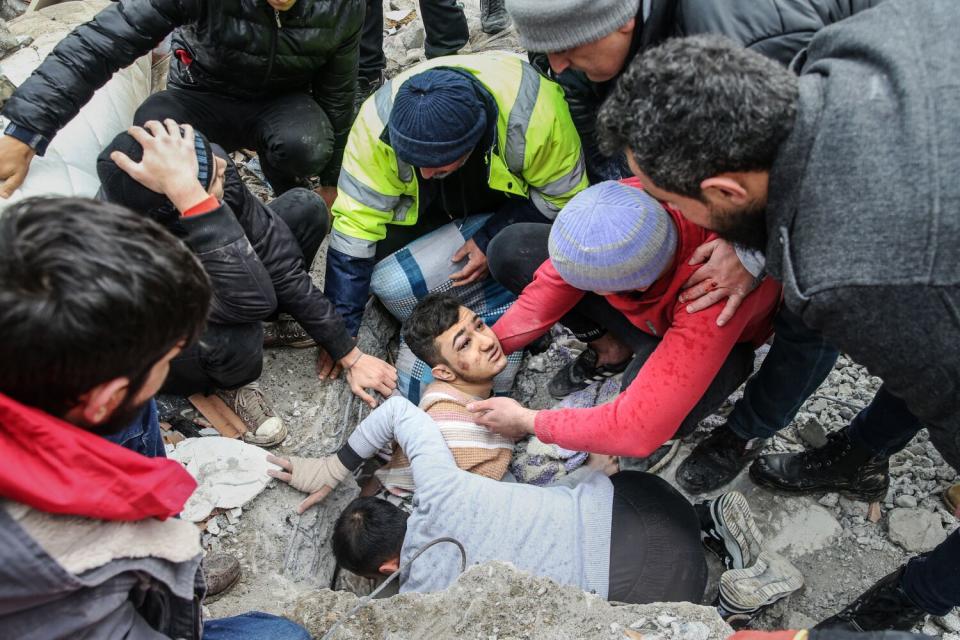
top-left (135, 85), bottom-right (334, 194)
top-left (162, 189), bottom-right (328, 395)
top-left (359, 0), bottom-right (469, 77)
top-left (487, 223), bottom-right (755, 439)
top-left (608, 471), bottom-right (707, 604)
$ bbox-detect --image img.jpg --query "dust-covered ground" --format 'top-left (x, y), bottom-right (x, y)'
top-left (4, 0), bottom-right (958, 636)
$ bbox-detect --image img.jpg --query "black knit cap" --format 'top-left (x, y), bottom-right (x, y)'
top-left (97, 128), bottom-right (215, 225)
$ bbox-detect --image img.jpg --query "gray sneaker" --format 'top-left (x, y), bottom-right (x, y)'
top-left (698, 490), bottom-right (764, 570)
top-left (263, 314), bottom-right (316, 349)
top-left (217, 382), bottom-right (287, 448)
top-left (718, 550), bottom-right (804, 616)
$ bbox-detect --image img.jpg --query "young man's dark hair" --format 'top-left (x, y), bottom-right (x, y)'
top-left (597, 35), bottom-right (798, 199)
top-left (0, 196), bottom-right (210, 419)
top-left (331, 496), bottom-right (409, 577)
top-left (401, 293), bottom-right (463, 367)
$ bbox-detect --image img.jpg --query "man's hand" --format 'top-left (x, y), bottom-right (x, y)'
top-left (0, 135), bottom-right (36, 199)
top-left (316, 185), bottom-right (338, 211)
top-left (267, 454), bottom-right (350, 513)
top-left (316, 347), bottom-right (342, 381)
top-left (679, 238), bottom-right (759, 327)
top-left (110, 119), bottom-right (209, 212)
top-left (343, 349), bottom-right (397, 408)
top-left (450, 238), bottom-right (488, 287)
top-left (467, 397), bottom-right (538, 440)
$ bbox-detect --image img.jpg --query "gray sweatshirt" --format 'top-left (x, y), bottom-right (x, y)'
top-left (347, 397), bottom-right (613, 597)
top-left (764, 0), bottom-right (960, 455)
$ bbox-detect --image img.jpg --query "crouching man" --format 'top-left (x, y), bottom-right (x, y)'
top-left (0, 197), bottom-right (308, 639)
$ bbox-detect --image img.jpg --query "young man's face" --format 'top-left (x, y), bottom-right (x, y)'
top-left (546, 19), bottom-right (635, 82)
top-left (419, 151), bottom-right (471, 181)
top-left (433, 306), bottom-right (507, 384)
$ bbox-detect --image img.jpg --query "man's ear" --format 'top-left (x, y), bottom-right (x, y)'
top-left (379, 556), bottom-right (401, 576)
top-left (431, 363), bottom-right (456, 382)
top-left (700, 175), bottom-right (749, 206)
top-left (76, 377), bottom-right (130, 426)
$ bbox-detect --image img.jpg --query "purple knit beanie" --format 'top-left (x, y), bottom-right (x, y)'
top-left (548, 181), bottom-right (677, 292)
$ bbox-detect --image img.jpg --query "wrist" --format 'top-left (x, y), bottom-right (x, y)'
top-left (340, 347), bottom-right (363, 369)
top-left (525, 409), bottom-right (539, 434)
top-left (4, 124), bottom-right (47, 156)
top-left (166, 181), bottom-right (210, 213)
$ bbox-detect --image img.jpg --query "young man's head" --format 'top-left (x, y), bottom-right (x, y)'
top-left (97, 128), bottom-right (228, 228)
top-left (389, 70), bottom-right (489, 177)
top-left (402, 294), bottom-right (507, 386)
top-left (506, 0), bottom-right (639, 81)
top-left (598, 35), bottom-right (799, 252)
top-left (549, 180), bottom-right (677, 294)
top-left (0, 197), bottom-right (210, 432)
top-left (332, 497), bottom-right (409, 578)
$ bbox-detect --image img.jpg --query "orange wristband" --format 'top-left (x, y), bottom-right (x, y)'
top-left (181, 195), bottom-right (219, 217)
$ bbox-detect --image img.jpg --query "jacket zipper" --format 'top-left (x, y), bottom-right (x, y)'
top-left (262, 6), bottom-right (280, 87)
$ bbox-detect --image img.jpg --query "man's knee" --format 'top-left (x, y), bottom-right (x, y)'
top-left (271, 188), bottom-right (330, 238)
top-left (264, 109), bottom-right (334, 177)
top-left (487, 223), bottom-right (548, 294)
top-left (200, 324), bottom-right (264, 390)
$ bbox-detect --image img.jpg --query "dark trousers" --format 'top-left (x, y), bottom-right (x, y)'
top-left (135, 85), bottom-right (334, 193)
top-left (608, 471), bottom-right (707, 604)
top-left (162, 189), bottom-right (328, 395)
top-left (359, 0), bottom-right (469, 77)
top-left (487, 223), bottom-right (755, 439)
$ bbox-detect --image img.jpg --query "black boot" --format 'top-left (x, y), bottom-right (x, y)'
top-left (676, 426), bottom-right (768, 494)
top-left (816, 566), bottom-right (927, 631)
top-left (480, 0), bottom-right (510, 34)
top-left (749, 429), bottom-right (889, 502)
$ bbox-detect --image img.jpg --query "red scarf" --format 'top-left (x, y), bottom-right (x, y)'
top-left (0, 393), bottom-right (195, 521)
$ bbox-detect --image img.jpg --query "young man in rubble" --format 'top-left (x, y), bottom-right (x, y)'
top-left (0, 196), bottom-right (309, 639)
top-left (0, 0), bottom-right (363, 201)
top-left (324, 51), bottom-right (588, 340)
top-left (498, 0), bottom-right (885, 494)
top-left (594, 0), bottom-right (959, 628)
top-left (97, 120), bottom-right (397, 443)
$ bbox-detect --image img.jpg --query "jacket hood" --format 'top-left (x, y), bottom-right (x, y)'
top-left (0, 393), bottom-right (196, 521)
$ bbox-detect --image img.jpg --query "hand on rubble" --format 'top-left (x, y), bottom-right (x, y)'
top-left (110, 119), bottom-right (209, 212)
top-left (467, 396), bottom-right (537, 441)
top-left (0, 135), bottom-right (36, 199)
top-left (316, 347), bottom-right (343, 381)
top-left (267, 453), bottom-right (351, 513)
top-left (342, 348), bottom-right (397, 408)
top-left (680, 238), bottom-right (760, 327)
top-left (450, 238), bottom-right (489, 287)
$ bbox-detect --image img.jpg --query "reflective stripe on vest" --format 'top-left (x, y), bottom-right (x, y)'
top-left (374, 79), bottom-right (413, 183)
top-left (339, 169), bottom-right (400, 212)
top-left (330, 228), bottom-right (377, 258)
top-left (504, 62), bottom-right (541, 175)
top-left (538, 153), bottom-right (586, 196)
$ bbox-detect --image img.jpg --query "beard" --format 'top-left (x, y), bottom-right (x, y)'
top-left (86, 393), bottom-right (153, 437)
top-left (709, 200), bottom-right (769, 252)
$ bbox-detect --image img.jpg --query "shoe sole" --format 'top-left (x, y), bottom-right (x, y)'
top-left (749, 464), bottom-right (888, 503)
top-left (719, 550), bottom-right (804, 612)
top-left (203, 569), bottom-right (242, 604)
top-left (711, 491), bottom-right (764, 570)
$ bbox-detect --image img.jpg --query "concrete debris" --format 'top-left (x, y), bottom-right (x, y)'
top-left (168, 436), bottom-right (280, 522)
top-left (766, 501), bottom-right (842, 557)
top-left (888, 508), bottom-right (948, 553)
top-left (288, 562), bottom-right (732, 640)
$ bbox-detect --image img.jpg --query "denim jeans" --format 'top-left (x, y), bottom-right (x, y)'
top-left (106, 399), bottom-right (166, 458)
top-left (845, 385), bottom-right (922, 457)
top-left (203, 612), bottom-right (311, 640)
top-left (727, 305), bottom-right (840, 440)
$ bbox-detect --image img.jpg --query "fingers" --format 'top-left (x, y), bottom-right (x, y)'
top-left (0, 166), bottom-right (28, 199)
top-left (451, 269), bottom-right (485, 287)
top-left (267, 468), bottom-right (293, 483)
top-left (716, 295), bottom-right (744, 327)
top-left (685, 289), bottom-right (725, 314)
top-left (467, 399), bottom-right (493, 413)
top-left (351, 382), bottom-right (377, 408)
top-left (448, 267), bottom-right (467, 282)
top-left (316, 350), bottom-right (335, 380)
top-left (681, 266), bottom-right (710, 290)
top-left (162, 118), bottom-right (180, 137)
top-left (179, 122), bottom-right (195, 143)
top-left (127, 124), bottom-right (154, 147)
top-left (687, 238), bottom-right (718, 265)
top-left (110, 150), bottom-right (142, 178)
top-left (142, 120), bottom-right (167, 138)
top-left (679, 279), bottom-right (718, 303)
top-left (266, 453), bottom-right (292, 471)
top-left (450, 244), bottom-right (469, 262)
top-left (297, 486), bottom-right (333, 513)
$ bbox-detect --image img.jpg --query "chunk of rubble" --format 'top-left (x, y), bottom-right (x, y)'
top-left (169, 436), bottom-right (280, 522)
top-left (289, 562), bottom-right (731, 639)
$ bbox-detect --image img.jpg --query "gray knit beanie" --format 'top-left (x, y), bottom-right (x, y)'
top-left (505, 0), bottom-right (639, 53)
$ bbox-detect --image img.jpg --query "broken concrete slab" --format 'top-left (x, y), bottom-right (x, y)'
top-left (764, 499), bottom-right (843, 557)
top-left (169, 436), bottom-right (280, 522)
top-left (289, 562), bottom-right (732, 640)
top-left (888, 507), bottom-right (947, 553)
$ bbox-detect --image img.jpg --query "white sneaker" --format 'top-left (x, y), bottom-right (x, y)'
top-left (217, 382), bottom-right (287, 448)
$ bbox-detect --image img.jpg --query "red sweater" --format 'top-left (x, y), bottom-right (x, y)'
top-left (492, 188), bottom-right (781, 457)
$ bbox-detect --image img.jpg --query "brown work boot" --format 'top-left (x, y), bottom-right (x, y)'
top-left (216, 382), bottom-right (287, 448)
top-left (263, 314), bottom-right (316, 349)
top-left (202, 552), bottom-right (241, 603)
top-left (944, 482), bottom-right (960, 517)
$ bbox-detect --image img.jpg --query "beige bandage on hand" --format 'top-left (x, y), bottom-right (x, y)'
top-left (288, 455), bottom-right (351, 494)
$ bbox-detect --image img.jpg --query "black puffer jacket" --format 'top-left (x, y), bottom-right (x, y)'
top-left (530, 0), bottom-right (885, 183)
top-left (2, 0), bottom-right (362, 181)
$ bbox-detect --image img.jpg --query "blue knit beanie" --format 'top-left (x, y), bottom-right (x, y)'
top-left (549, 181), bottom-right (678, 292)
top-left (388, 69), bottom-right (488, 167)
